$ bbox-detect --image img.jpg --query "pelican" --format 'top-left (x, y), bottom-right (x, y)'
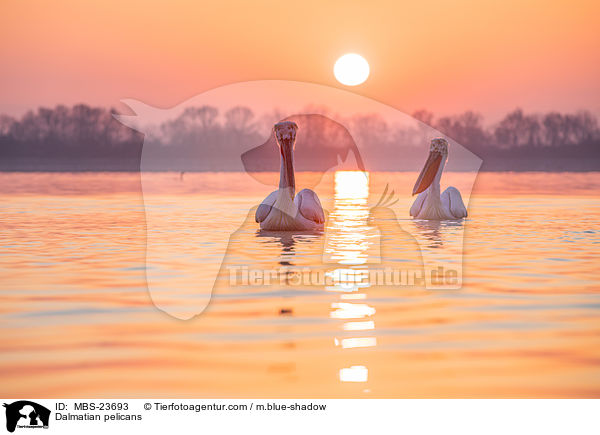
top-left (256, 121), bottom-right (325, 231)
top-left (410, 138), bottom-right (467, 220)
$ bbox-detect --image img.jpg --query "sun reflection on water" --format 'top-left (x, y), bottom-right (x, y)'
top-left (325, 171), bottom-right (372, 266)
top-left (327, 171), bottom-right (376, 387)
top-left (339, 365), bottom-right (368, 383)
top-left (330, 303), bottom-right (376, 319)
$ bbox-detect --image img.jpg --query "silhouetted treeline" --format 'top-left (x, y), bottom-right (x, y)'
top-left (411, 108), bottom-right (600, 170)
top-left (0, 105), bottom-right (143, 171)
top-left (0, 104), bottom-right (598, 171)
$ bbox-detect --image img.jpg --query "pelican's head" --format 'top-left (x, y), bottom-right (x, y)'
top-left (274, 121), bottom-right (298, 149)
top-left (412, 138), bottom-right (448, 195)
top-left (430, 137), bottom-right (448, 155)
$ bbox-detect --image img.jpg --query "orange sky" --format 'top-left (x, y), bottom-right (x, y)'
top-left (1, 0), bottom-right (599, 122)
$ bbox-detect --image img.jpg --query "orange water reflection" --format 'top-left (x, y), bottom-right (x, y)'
top-left (0, 172), bottom-right (599, 398)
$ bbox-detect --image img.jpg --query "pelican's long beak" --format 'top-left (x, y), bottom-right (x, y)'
top-left (412, 150), bottom-right (442, 195)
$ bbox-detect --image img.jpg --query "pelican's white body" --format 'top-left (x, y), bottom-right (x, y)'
top-left (258, 187), bottom-right (324, 231)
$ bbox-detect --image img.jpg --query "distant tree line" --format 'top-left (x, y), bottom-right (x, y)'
top-left (410, 108), bottom-right (600, 170)
top-left (412, 109), bottom-right (600, 148)
top-left (0, 104), bottom-right (598, 171)
top-left (0, 105), bottom-right (142, 170)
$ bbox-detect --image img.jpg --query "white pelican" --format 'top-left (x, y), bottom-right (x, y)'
top-left (410, 138), bottom-right (467, 220)
top-left (256, 121), bottom-right (325, 231)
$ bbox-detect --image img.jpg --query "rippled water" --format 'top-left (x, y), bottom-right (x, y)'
top-left (1, 172), bottom-right (599, 398)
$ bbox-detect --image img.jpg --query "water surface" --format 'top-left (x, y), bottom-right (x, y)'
top-left (1, 172), bottom-right (599, 397)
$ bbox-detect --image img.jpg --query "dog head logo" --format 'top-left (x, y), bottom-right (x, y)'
top-left (114, 80), bottom-right (481, 320)
top-left (3, 401), bottom-right (50, 433)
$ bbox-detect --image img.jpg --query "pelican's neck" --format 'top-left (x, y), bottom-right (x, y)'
top-left (278, 150), bottom-right (296, 198)
top-left (273, 150), bottom-right (298, 219)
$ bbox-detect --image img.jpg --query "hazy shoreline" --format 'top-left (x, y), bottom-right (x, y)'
top-left (1, 158), bottom-right (598, 172)
top-left (1, 171), bottom-right (598, 198)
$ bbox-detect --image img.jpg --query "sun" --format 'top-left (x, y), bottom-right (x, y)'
top-left (334, 54), bottom-right (370, 86)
